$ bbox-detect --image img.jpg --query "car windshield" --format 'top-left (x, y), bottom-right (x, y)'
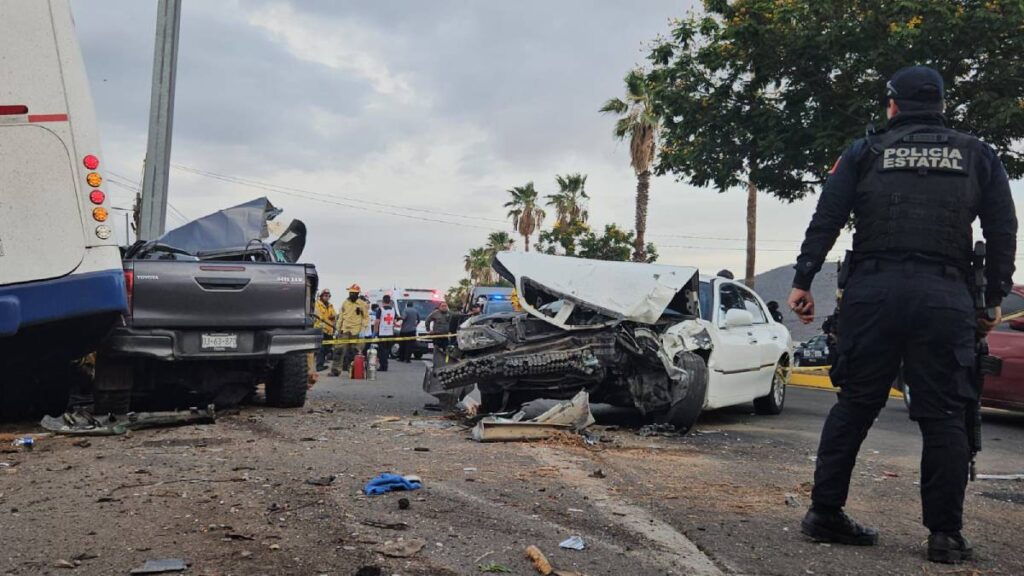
top-left (397, 300), bottom-right (441, 319)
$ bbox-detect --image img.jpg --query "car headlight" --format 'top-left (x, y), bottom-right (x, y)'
top-left (457, 327), bottom-right (501, 351)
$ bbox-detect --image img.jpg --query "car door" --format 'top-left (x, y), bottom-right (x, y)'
top-left (708, 282), bottom-right (762, 406)
top-left (985, 291), bottom-right (1024, 410)
top-left (735, 284), bottom-right (780, 398)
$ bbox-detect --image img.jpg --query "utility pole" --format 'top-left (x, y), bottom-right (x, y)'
top-left (138, 0), bottom-right (182, 240)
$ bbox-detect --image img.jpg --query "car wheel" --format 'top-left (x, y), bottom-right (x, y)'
top-left (93, 357), bottom-right (134, 415)
top-left (413, 352), bottom-right (423, 360)
top-left (654, 351), bottom-right (708, 434)
top-left (266, 353), bottom-right (309, 408)
top-left (754, 361), bottom-right (787, 415)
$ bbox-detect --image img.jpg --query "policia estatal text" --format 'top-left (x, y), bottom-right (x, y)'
top-left (787, 66), bottom-right (1017, 564)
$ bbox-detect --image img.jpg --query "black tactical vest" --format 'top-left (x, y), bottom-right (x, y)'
top-left (852, 126), bottom-right (981, 268)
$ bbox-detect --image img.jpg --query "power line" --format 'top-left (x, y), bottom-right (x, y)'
top-left (172, 164), bottom-right (510, 225)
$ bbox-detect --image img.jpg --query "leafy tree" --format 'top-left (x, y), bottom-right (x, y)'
top-left (536, 220), bottom-right (591, 256)
top-left (645, 0), bottom-right (1024, 286)
top-left (579, 224), bottom-right (658, 263)
top-left (504, 182), bottom-right (546, 252)
top-left (600, 70), bottom-right (660, 262)
top-left (546, 173), bottom-right (590, 231)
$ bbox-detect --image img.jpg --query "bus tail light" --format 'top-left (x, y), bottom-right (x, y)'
top-left (92, 207), bottom-right (108, 222)
top-left (0, 105), bottom-right (28, 116)
top-left (83, 155), bottom-right (99, 170)
top-left (89, 190), bottom-right (105, 204)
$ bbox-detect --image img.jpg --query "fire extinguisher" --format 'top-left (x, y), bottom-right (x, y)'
top-left (351, 352), bottom-right (366, 380)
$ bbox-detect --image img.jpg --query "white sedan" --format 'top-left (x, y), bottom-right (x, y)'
top-left (427, 252), bottom-right (793, 433)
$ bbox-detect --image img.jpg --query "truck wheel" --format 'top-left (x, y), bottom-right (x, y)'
top-left (413, 351), bottom-right (423, 360)
top-left (655, 351), bottom-right (708, 434)
top-left (266, 353), bottom-right (308, 408)
top-left (754, 360), bottom-right (788, 415)
top-left (94, 358), bottom-right (134, 415)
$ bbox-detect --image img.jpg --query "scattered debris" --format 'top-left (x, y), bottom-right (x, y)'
top-left (305, 475), bottom-right (337, 487)
top-left (882, 471), bottom-right (899, 478)
top-left (355, 567), bottom-right (383, 576)
top-left (72, 439), bottom-right (91, 448)
top-left (41, 406), bottom-right (216, 436)
top-left (374, 537), bottom-right (426, 558)
top-left (53, 559), bottom-right (75, 569)
top-left (363, 473), bottom-right (422, 496)
top-left (369, 416), bottom-right (402, 426)
top-left (589, 469), bottom-right (606, 479)
top-left (269, 544), bottom-right (281, 550)
top-left (361, 519), bottom-right (409, 531)
top-left (559, 535), bottom-right (586, 551)
top-left (458, 395), bottom-right (481, 418)
top-left (223, 533), bottom-right (255, 541)
top-left (414, 447), bottom-right (430, 452)
top-left (976, 473), bottom-right (1024, 481)
top-left (473, 392), bottom-right (594, 443)
top-left (478, 561), bottom-right (513, 573)
top-left (398, 497), bottom-right (411, 510)
top-left (129, 558), bottom-right (188, 574)
top-left (11, 437), bottom-right (34, 451)
top-left (784, 493), bottom-right (802, 508)
top-left (637, 423), bottom-right (677, 437)
top-left (525, 545), bottom-right (553, 575)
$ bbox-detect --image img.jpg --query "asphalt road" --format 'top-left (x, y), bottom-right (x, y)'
top-left (322, 359), bottom-right (1024, 478)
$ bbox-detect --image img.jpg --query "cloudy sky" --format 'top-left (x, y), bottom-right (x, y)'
top-left (71, 0), bottom-right (1023, 293)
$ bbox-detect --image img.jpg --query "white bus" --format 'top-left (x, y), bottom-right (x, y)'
top-left (0, 0), bottom-right (127, 374)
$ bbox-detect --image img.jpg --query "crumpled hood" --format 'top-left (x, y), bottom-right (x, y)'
top-left (493, 252), bottom-right (699, 327)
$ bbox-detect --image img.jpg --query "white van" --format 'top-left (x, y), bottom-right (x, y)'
top-left (0, 0), bottom-right (127, 367)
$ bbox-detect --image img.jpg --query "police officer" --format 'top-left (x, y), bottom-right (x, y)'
top-left (788, 66), bottom-right (1016, 563)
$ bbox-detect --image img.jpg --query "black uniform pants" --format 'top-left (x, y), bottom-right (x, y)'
top-left (811, 261), bottom-right (976, 533)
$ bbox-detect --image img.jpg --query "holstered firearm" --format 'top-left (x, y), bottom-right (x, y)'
top-left (968, 241), bottom-right (1002, 481)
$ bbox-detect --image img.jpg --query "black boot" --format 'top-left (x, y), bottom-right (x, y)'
top-left (927, 532), bottom-right (973, 564)
top-left (801, 506), bottom-right (878, 546)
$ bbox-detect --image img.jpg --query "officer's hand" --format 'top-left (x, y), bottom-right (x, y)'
top-left (978, 306), bottom-right (1002, 333)
top-left (788, 288), bottom-right (815, 325)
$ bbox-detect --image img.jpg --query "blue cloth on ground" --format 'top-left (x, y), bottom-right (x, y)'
top-left (363, 473), bottom-right (422, 496)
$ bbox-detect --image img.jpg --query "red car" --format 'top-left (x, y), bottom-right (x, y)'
top-left (983, 285), bottom-right (1024, 412)
top-left (896, 285), bottom-right (1024, 413)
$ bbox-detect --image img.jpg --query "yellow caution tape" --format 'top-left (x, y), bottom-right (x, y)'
top-left (322, 333), bottom-right (456, 346)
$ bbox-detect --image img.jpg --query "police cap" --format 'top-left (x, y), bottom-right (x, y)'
top-left (886, 66), bottom-right (944, 106)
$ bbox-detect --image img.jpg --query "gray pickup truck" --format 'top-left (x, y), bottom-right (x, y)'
top-left (93, 199), bottom-right (320, 413)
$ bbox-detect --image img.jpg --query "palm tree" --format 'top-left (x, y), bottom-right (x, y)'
top-left (485, 231), bottom-right (515, 257)
top-left (600, 69), bottom-right (659, 262)
top-left (546, 173), bottom-right (590, 229)
top-left (504, 182), bottom-right (546, 252)
top-left (463, 247), bottom-right (493, 285)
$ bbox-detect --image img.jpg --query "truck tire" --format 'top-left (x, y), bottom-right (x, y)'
top-left (94, 357), bottom-right (133, 415)
top-left (266, 353), bottom-right (308, 408)
top-left (655, 351), bottom-right (708, 434)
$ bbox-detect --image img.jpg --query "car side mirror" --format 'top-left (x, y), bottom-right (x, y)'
top-left (1009, 319), bottom-right (1024, 332)
top-left (724, 309), bottom-right (754, 328)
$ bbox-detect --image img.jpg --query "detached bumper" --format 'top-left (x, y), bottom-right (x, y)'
top-left (106, 327), bottom-right (321, 360)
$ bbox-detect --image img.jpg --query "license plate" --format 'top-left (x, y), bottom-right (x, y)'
top-left (202, 333), bottom-right (238, 350)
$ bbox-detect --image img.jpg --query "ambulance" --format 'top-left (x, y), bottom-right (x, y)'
top-left (0, 0), bottom-right (127, 372)
top-left (366, 287), bottom-right (443, 359)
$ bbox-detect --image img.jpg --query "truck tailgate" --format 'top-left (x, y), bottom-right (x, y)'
top-left (130, 261), bottom-right (310, 328)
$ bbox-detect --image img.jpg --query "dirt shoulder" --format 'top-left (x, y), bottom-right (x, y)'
top-left (2, 393), bottom-right (1022, 576)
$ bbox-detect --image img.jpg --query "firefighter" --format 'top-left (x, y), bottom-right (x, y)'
top-left (313, 289), bottom-right (337, 371)
top-left (330, 284), bottom-right (370, 376)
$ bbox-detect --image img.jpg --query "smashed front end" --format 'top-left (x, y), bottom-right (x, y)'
top-left (427, 253), bottom-right (713, 427)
